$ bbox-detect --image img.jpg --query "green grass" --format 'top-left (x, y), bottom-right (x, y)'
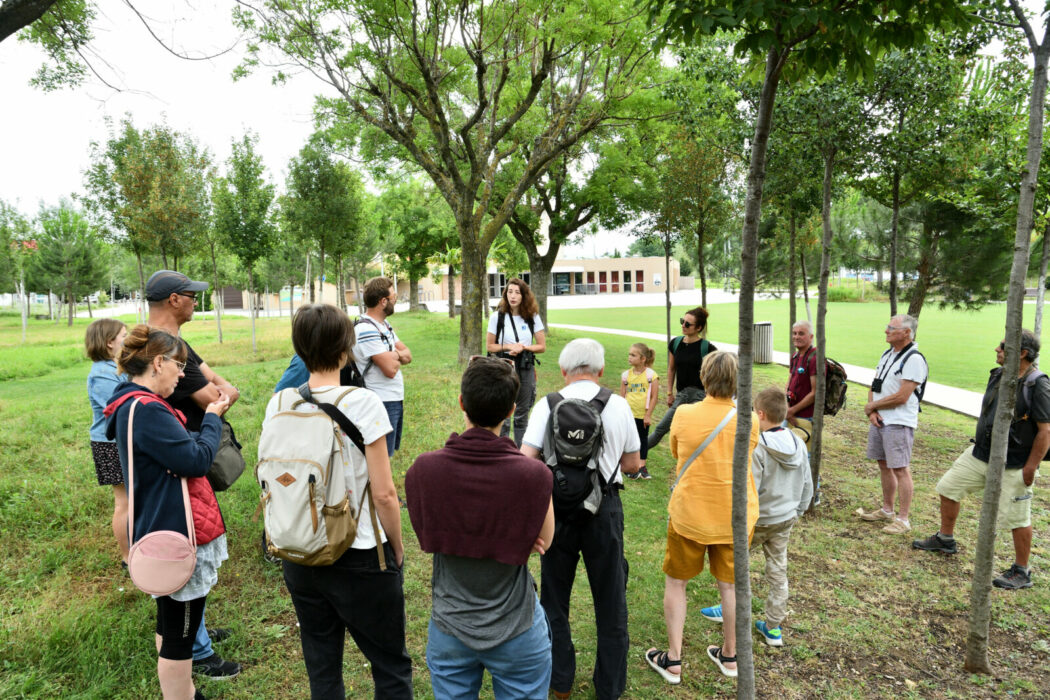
top-left (2, 311), bottom-right (1050, 698)
top-left (548, 299), bottom-right (1050, 393)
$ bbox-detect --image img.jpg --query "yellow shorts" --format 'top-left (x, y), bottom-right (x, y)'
top-left (662, 522), bottom-right (743, 584)
top-left (936, 445), bottom-right (1034, 530)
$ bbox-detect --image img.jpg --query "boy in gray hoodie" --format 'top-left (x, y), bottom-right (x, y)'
top-left (750, 387), bottom-right (813, 647)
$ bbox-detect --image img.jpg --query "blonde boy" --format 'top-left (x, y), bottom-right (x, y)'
top-left (749, 387), bottom-right (812, 646)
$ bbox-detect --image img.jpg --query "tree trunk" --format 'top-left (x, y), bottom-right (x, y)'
top-left (509, 217), bottom-right (562, 325)
top-left (800, 252), bottom-right (812, 322)
top-left (447, 264), bottom-right (456, 318)
top-left (47, 288), bottom-right (53, 320)
top-left (809, 150), bottom-right (837, 514)
top-left (966, 21), bottom-right (1050, 674)
top-left (906, 224), bottom-right (938, 319)
top-left (665, 235), bottom-right (672, 345)
top-left (889, 167), bottom-right (901, 316)
top-left (306, 251), bottom-right (314, 303)
top-left (248, 267), bottom-right (257, 353)
top-left (66, 287), bottom-right (74, 326)
top-left (161, 249), bottom-right (168, 269)
top-left (697, 218), bottom-right (707, 308)
top-left (318, 243), bottom-right (326, 303)
top-left (458, 238), bottom-right (488, 363)
top-left (789, 211), bottom-right (797, 350)
top-left (209, 240), bottom-right (223, 343)
top-left (409, 273), bottom-right (420, 311)
top-left (17, 274), bottom-right (27, 344)
top-left (136, 252), bottom-right (146, 324)
top-left (1035, 221), bottom-right (1049, 342)
top-left (731, 45), bottom-right (787, 699)
top-left (531, 265), bottom-right (552, 323)
top-left (86, 296), bottom-right (93, 318)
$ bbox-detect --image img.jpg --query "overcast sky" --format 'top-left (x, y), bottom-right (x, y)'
top-left (3, 2), bottom-right (1043, 260)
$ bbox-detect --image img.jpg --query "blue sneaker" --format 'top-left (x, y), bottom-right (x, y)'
top-left (755, 620), bottom-right (783, 647)
top-left (700, 604), bottom-right (722, 622)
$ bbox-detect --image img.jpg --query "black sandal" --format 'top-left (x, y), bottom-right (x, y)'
top-left (707, 645), bottom-right (738, 678)
top-left (645, 648), bottom-right (682, 685)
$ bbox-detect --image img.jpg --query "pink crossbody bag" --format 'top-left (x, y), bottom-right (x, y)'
top-left (125, 398), bottom-right (197, 596)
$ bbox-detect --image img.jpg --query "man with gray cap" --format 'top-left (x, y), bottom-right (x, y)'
top-left (145, 270), bottom-right (242, 680)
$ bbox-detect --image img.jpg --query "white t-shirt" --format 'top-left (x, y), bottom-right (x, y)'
top-left (522, 379), bottom-right (640, 485)
top-left (352, 316), bottom-right (404, 402)
top-left (872, 343), bottom-right (928, 428)
top-left (263, 386), bottom-right (392, 549)
top-left (487, 311), bottom-right (544, 346)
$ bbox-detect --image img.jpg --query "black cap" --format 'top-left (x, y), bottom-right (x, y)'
top-left (145, 270), bottom-right (209, 302)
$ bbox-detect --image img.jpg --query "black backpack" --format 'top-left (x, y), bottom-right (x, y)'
top-left (541, 387), bottom-right (612, 516)
top-left (1017, 370), bottom-right (1050, 461)
top-left (347, 316), bottom-right (390, 388)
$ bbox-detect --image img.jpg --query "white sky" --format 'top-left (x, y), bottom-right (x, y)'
top-left (0, 1), bottom-right (634, 257)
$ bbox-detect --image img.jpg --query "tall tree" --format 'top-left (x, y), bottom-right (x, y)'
top-left (83, 119), bottom-right (211, 321)
top-left (650, 1), bottom-right (974, 693)
top-left (237, 0), bottom-right (657, 361)
top-left (31, 200), bottom-right (106, 326)
top-left (966, 1), bottom-right (1050, 675)
top-left (212, 133), bottom-right (276, 353)
top-left (0, 201), bottom-right (35, 342)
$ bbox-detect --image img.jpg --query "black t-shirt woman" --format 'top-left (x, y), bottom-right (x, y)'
top-left (648, 306), bottom-right (716, 449)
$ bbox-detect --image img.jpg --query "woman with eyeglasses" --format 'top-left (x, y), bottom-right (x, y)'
top-left (104, 325), bottom-right (230, 700)
top-left (647, 306), bottom-right (717, 449)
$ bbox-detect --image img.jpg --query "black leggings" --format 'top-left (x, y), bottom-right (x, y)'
top-left (155, 595), bottom-right (206, 660)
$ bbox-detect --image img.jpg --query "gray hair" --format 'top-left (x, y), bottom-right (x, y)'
top-left (892, 314), bottom-right (917, 341)
top-left (559, 338), bottom-right (605, 377)
top-left (792, 320), bottom-right (813, 335)
top-left (1021, 328), bottom-right (1040, 362)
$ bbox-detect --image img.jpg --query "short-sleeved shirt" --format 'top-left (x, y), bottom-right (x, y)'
top-left (522, 379), bottom-right (640, 485)
top-left (787, 348), bottom-right (818, 419)
top-left (871, 343), bottom-right (928, 428)
top-left (352, 316), bottom-right (404, 402)
top-left (972, 368), bottom-right (1050, 468)
top-left (167, 341), bottom-right (209, 432)
top-left (263, 385), bottom-right (392, 549)
top-left (622, 367), bottom-right (658, 419)
top-left (670, 338), bottom-right (717, 393)
top-left (487, 312), bottom-right (544, 346)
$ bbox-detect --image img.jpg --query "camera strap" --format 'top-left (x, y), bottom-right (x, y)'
top-left (876, 342), bottom-right (915, 385)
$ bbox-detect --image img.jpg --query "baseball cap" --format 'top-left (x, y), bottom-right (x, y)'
top-left (145, 270), bottom-right (210, 302)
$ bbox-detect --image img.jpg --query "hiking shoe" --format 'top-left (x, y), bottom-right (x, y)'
top-left (192, 653), bottom-right (241, 680)
top-left (755, 620), bottom-right (784, 647)
top-left (700, 604), bottom-right (723, 622)
top-left (993, 564), bottom-right (1033, 590)
top-left (639, 467), bottom-right (652, 480)
top-left (645, 648), bottom-right (682, 685)
top-left (207, 628), bottom-right (230, 645)
top-left (882, 518), bottom-right (911, 534)
top-left (856, 506), bottom-right (894, 522)
top-left (912, 532), bottom-right (957, 554)
top-left (626, 471), bottom-right (642, 480)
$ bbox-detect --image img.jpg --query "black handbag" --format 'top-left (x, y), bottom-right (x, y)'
top-left (207, 419), bottom-right (245, 491)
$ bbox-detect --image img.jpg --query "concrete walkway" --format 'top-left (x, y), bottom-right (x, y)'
top-left (549, 322), bottom-right (983, 419)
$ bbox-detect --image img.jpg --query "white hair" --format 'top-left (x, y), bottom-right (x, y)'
top-left (559, 338), bottom-right (605, 377)
top-left (792, 320), bottom-right (813, 335)
top-left (892, 314), bottom-right (917, 340)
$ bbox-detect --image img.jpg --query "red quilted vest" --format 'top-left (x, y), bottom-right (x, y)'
top-left (109, 391), bottom-right (226, 544)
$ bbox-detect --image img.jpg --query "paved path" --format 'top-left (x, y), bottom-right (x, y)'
top-left (550, 322), bottom-right (983, 419)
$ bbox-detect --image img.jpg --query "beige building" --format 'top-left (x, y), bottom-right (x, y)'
top-left (416, 256), bottom-right (681, 301)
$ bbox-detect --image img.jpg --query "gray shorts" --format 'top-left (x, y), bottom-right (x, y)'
top-left (866, 423), bottom-right (915, 469)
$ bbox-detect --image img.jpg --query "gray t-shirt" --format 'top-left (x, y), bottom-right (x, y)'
top-left (431, 553), bottom-right (537, 651)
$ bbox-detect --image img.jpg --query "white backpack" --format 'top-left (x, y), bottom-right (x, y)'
top-left (256, 386), bottom-right (382, 567)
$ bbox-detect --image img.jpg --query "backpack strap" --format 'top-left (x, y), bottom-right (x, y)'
top-left (671, 407), bottom-right (736, 493)
top-left (524, 314), bottom-right (535, 342)
top-left (590, 386), bottom-right (613, 412)
top-left (495, 310), bottom-right (506, 345)
top-left (700, 338), bottom-right (710, 357)
top-left (671, 335), bottom-right (684, 354)
top-left (1020, 370), bottom-right (1048, 417)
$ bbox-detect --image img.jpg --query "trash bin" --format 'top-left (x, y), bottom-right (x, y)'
top-left (754, 322), bottom-right (773, 364)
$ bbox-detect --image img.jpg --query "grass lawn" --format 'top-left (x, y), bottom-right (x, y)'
top-left (548, 299), bottom-right (1050, 394)
top-left (2, 311), bottom-right (1049, 698)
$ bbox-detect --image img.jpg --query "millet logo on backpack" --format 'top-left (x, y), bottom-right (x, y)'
top-left (567, 429), bottom-right (585, 440)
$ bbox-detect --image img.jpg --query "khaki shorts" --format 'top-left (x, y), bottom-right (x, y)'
top-left (663, 522), bottom-right (744, 584)
top-left (936, 445), bottom-right (1034, 530)
top-left (866, 424), bottom-right (915, 469)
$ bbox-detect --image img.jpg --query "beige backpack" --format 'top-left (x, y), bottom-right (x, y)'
top-left (256, 386), bottom-right (384, 568)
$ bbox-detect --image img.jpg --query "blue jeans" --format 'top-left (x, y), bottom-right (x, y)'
top-left (427, 597), bottom-right (552, 700)
top-left (383, 401), bottom-right (404, 457)
top-left (191, 606), bottom-right (212, 661)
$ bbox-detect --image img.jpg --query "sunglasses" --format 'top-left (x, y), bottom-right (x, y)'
top-left (998, 342), bottom-right (1006, 350)
top-left (177, 292), bottom-right (197, 302)
top-left (468, 355), bottom-right (515, 369)
top-left (679, 318), bottom-right (695, 328)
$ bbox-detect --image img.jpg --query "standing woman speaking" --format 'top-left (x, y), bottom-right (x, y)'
top-left (486, 278), bottom-right (546, 446)
top-left (648, 306), bottom-right (716, 449)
